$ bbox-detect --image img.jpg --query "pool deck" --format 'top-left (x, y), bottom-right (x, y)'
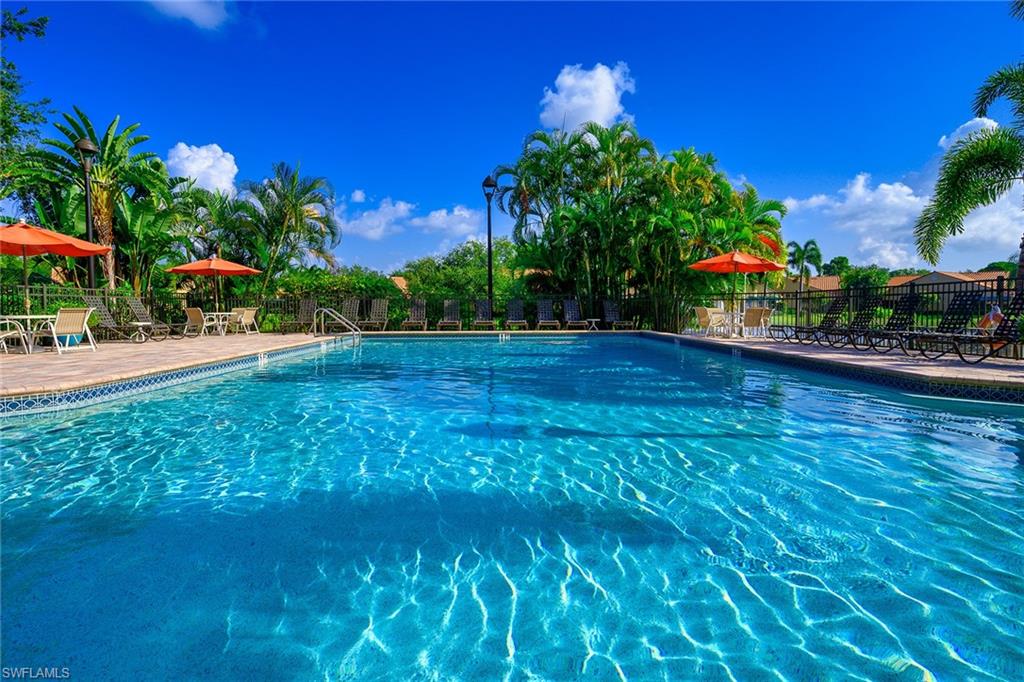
top-left (667, 332), bottom-right (1024, 396)
top-left (0, 333), bottom-right (328, 398)
top-left (1, 330), bottom-right (1022, 406)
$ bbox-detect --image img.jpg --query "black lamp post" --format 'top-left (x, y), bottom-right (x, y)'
top-left (74, 138), bottom-right (99, 289)
top-left (482, 175), bottom-right (497, 308)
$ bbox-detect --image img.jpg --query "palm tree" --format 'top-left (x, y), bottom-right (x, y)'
top-left (242, 162), bottom-right (340, 299)
top-left (915, 3), bottom-right (1024, 275)
top-left (787, 239), bottom-right (823, 325)
top-left (10, 107), bottom-right (169, 288)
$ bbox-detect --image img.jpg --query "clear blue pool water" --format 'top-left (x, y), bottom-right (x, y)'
top-left (2, 336), bottom-right (1023, 680)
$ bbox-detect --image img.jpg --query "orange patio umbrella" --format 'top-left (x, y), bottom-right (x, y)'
top-left (1, 222), bottom-right (112, 313)
top-left (688, 250), bottom-right (785, 309)
top-left (166, 255), bottom-right (261, 311)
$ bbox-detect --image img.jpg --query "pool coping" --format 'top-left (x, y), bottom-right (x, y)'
top-left (2, 329), bottom-right (1021, 417)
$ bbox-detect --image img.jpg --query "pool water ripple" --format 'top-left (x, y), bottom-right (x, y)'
top-left (2, 336), bottom-right (1023, 680)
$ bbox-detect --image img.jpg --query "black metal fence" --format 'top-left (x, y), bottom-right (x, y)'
top-left (2, 277), bottom-right (1020, 359)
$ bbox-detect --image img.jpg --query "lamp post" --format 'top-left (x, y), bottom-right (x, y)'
top-left (482, 175), bottom-right (497, 308)
top-left (74, 138), bottom-right (99, 289)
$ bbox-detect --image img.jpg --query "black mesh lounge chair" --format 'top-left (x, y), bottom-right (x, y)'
top-left (563, 299), bottom-right (589, 330)
top-left (505, 299), bottom-right (528, 330)
top-left (852, 293), bottom-right (922, 352)
top-left (437, 299), bottom-right (462, 330)
top-left (327, 297), bottom-right (362, 332)
top-left (872, 290), bottom-right (984, 356)
top-left (124, 296), bottom-right (182, 340)
top-left (472, 300), bottom-right (496, 330)
top-left (536, 300), bottom-right (560, 330)
top-left (822, 294), bottom-right (883, 348)
top-left (915, 290), bottom-right (1023, 363)
top-left (82, 295), bottom-right (150, 343)
top-left (358, 298), bottom-right (389, 331)
top-left (279, 298), bottom-right (317, 334)
top-left (603, 300), bottom-right (635, 330)
top-left (401, 299), bottom-right (427, 331)
top-left (769, 292), bottom-right (849, 344)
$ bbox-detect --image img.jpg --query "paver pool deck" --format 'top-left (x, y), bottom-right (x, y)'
top-left (1, 330), bottom-right (1022, 401)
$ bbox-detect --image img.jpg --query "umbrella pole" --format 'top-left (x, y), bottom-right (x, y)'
top-left (22, 246), bottom-right (30, 314)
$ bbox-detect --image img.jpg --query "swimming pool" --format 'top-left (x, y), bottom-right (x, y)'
top-left (2, 336), bottom-right (1022, 679)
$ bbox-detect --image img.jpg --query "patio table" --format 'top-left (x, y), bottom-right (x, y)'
top-left (585, 318), bottom-right (600, 331)
top-left (0, 314), bottom-right (56, 354)
top-left (205, 311), bottom-right (236, 336)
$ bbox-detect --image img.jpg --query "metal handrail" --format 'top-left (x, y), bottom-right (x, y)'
top-left (314, 307), bottom-right (361, 345)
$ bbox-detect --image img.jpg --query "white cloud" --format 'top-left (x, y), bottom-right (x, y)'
top-left (951, 185), bottom-right (1023, 252)
top-left (856, 237), bottom-right (918, 269)
top-left (148, 1), bottom-right (229, 29)
top-left (409, 205), bottom-right (482, 238)
top-left (336, 198), bottom-right (414, 241)
top-left (539, 62), bottom-right (635, 130)
top-left (350, 189), bottom-right (366, 203)
top-left (938, 116), bottom-right (998, 150)
top-left (166, 142), bottom-right (238, 194)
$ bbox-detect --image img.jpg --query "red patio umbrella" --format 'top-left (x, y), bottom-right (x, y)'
top-left (166, 255), bottom-right (261, 311)
top-left (688, 250), bottom-right (785, 310)
top-left (1, 222), bottom-right (112, 312)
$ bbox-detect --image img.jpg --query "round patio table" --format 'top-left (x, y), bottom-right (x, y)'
top-left (0, 314), bottom-right (56, 354)
top-left (585, 318), bottom-right (601, 331)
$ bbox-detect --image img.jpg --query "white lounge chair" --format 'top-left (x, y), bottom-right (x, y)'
top-left (32, 307), bottom-right (97, 354)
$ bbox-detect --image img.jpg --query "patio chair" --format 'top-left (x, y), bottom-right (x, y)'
top-left (183, 307), bottom-right (219, 337)
top-left (563, 299), bottom-right (589, 330)
top-left (472, 299), bottom-right (496, 330)
top-left (124, 296), bottom-right (179, 340)
top-left (869, 290), bottom-right (983, 356)
top-left (82, 294), bottom-right (144, 343)
top-left (505, 299), bottom-right (528, 330)
top-left (31, 307), bottom-right (97, 354)
top-left (741, 307), bottom-right (773, 338)
top-left (228, 307), bottom-right (260, 334)
top-left (279, 298), bottom-right (317, 334)
top-left (694, 306), bottom-right (729, 336)
top-left (913, 290), bottom-right (1023, 363)
top-left (437, 299), bottom-right (462, 330)
top-left (358, 298), bottom-right (389, 331)
top-left (341, 298), bottom-right (360, 322)
top-left (401, 299), bottom-right (427, 331)
top-left (603, 300), bottom-right (635, 330)
top-left (821, 294), bottom-right (883, 348)
top-left (0, 320), bottom-right (29, 354)
top-left (536, 300), bottom-right (560, 330)
top-left (770, 292), bottom-right (850, 344)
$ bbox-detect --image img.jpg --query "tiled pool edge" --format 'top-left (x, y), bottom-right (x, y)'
top-left (0, 336), bottom-right (350, 417)
top-left (650, 331), bottom-right (1024, 405)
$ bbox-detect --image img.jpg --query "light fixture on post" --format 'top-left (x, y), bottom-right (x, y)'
top-left (482, 174), bottom-right (498, 309)
top-left (74, 138), bottom-right (100, 289)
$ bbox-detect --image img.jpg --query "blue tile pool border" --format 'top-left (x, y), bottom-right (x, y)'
top-left (653, 332), bottom-right (1024, 405)
top-left (0, 336), bottom-right (351, 417)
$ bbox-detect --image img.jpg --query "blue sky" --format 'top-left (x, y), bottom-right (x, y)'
top-left (11, 1), bottom-right (1024, 272)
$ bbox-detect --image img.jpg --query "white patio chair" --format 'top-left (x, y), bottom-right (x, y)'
top-left (31, 307), bottom-right (97, 354)
top-left (0, 320), bottom-right (30, 354)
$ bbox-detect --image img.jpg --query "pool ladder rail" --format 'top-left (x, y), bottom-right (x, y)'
top-left (313, 308), bottom-right (362, 345)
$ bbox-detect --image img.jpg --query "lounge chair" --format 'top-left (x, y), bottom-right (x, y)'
top-left (124, 296), bottom-right (179, 340)
top-left (183, 307), bottom-right (219, 337)
top-left (770, 292), bottom-right (850, 344)
top-left (0, 320), bottom-right (29, 353)
top-left (280, 298), bottom-right (317, 334)
top-left (821, 294), bottom-right (883, 348)
top-left (401, 299), bottom-right (427, 331)
top-left (694, 306), bottom-right (729, 336)
top-left (914, 291), bottom-right (1022, 363)
top-left (851, 293), bottom-right (922, 353)
top-left (868, 290), bottom-right (983, 356)
top-left (228, 307), bottom-right (260, 334)
top-left (472, 299), bottom-right (496, 330)
top-left (536, 300), bottom-right (560, 330)
top-left (740, 307), bottom-right (772, 338)
top-left (437, 299), bottom-right (462, 330)
top-left (31, 307), bottom-right (97, 354)
top-left (603, 300), bottom-right (635, 330)
top-left (358, 299), bottom-right (389, 331)
top-left (341, 298), bottom-right (360, 322)
top-left (563, 299), bottom-right (589, 330)
top-left (82, 294), bottom-right (147, 342)
top-left (505, 299), bottom-right (528, 330)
